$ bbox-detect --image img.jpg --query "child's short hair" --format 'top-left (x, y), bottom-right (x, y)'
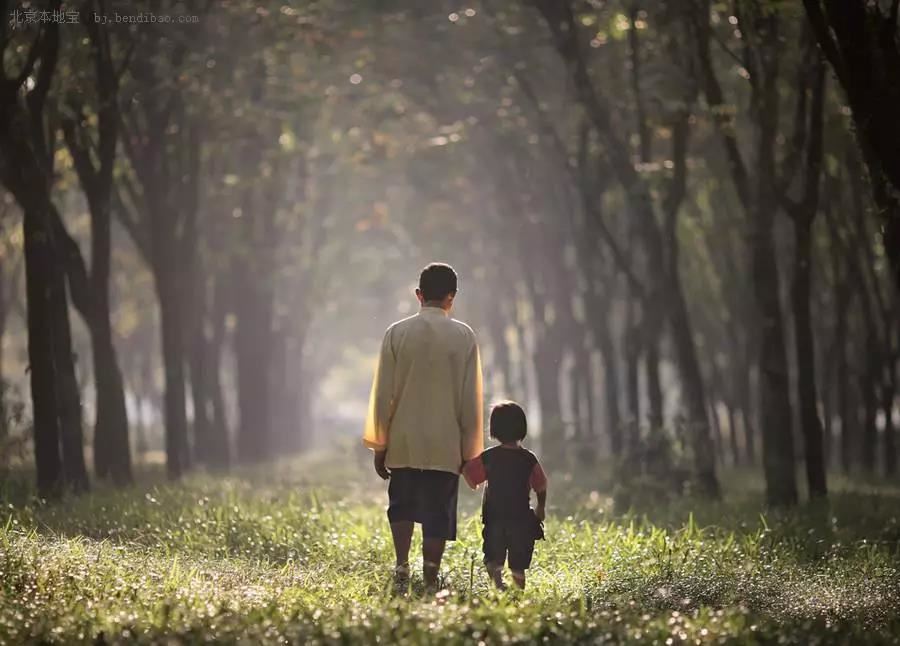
top-left (489, 401), bottom-right (527, 443)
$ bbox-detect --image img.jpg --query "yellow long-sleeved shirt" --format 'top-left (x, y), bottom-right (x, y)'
top-left (363, 306), bottom-right (484, 474)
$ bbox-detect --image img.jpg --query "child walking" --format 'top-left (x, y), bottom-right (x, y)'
top-left (463, 401), bottom-right (548, 590)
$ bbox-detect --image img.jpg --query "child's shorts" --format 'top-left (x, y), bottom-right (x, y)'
top-left (482, 513), bottom-right (544, 571)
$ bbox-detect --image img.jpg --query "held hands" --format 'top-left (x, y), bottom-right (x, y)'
top-left (373, 450), bottom-right (390, 480)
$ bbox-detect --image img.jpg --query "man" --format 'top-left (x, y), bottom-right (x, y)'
top-left (363, 262), bottom-right (484, 591)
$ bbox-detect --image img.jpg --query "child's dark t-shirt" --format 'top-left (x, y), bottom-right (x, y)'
top-left (463, 445), bottom-right (547, 523)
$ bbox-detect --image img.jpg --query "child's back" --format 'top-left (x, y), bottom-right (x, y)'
top-left (463, 401), bottom-right (547, 590)
top-left (480, 445), bottom-right (542, 522)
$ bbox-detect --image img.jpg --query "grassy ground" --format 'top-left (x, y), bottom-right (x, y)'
top-left (2, 449), bottom-right (900, 644)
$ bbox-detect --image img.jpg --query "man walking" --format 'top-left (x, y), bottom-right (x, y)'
top-left (363, 263), bottom-right (484, 591)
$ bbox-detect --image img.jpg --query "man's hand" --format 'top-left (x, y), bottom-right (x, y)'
top-left (535, 505), bottom-right (545, 522)
top-left (374, 450), bottom-right (390, 480)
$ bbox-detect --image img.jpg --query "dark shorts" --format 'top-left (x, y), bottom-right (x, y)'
top-left (387, 468), bottom-right (459, 540)
top-left (482, 514), bottom-right (544, 571)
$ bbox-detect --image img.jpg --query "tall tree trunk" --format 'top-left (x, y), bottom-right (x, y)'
top-left (792, 217), bottom-right (827, 496)
top-left (62, 93), bottom-right (133, 482)
top-left (23, 210), bottom-right (65, 498)
top-left (645, 337), bottom-right (663, 430)
top-left (860, 333), bottom-right (879, 474)
top-left (234, 281), bottom-right (273, 463)
top-left (737, 363), bottom-right (757, 465)
top-left (787, 49), bottom-right (827, 498)
top-left (726, 403), bottom-right (740, 466)
top-left (155, 265), bottom-right (190, 478)
top-left (532, 0), bottom-right (719, 495)
top-left (883, 365), bottom-right (897, 476)
top-left (624, 300), bottom-right (641, 431)
top-left (803, 0), bottom-right (900, 295)
top-left (0, 5), bottom-right (87, 495)
top-left (534, 327), bottom-right (565, 465)
top-left (752, 13), bottom-right (798, 506)
top-left (595, 305), bottom-right (622, 457)
top-left (189, 335), bottom-right (213, 466)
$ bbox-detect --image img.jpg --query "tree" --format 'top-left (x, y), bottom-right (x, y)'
top-left (0, 4), bottom-right (89, 496)
top-left (529, 0), bottom-right (719, 496)
top-left (802, 0), bottom-right (900, 295)
top-left (58, 1), bottom-right (132, 483)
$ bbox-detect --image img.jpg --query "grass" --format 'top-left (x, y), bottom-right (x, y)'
top-left (2, 448), bottom-right (900, 644)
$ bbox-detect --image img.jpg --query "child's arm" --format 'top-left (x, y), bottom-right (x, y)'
top-left (530, 461), bottom-right (548, 521)
top-left (462, 455), bottom-right (487, 490)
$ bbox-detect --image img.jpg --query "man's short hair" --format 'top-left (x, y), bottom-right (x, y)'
top-left (489, 401), bottom-right (528, 443)
top-left (418, 263), bottom-right (458, 302)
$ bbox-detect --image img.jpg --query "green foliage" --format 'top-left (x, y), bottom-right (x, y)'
top-left (2, 454), bottom-right (899, 643)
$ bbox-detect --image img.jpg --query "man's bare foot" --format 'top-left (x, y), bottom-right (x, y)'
top-left (392, 563), bottom-right (410, 595)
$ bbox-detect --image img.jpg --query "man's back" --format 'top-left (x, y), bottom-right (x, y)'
top-left (363, 306), bottom-right (483, 473)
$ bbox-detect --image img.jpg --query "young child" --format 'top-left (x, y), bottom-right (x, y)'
top-left (463, 401), bottom-right (548, 590)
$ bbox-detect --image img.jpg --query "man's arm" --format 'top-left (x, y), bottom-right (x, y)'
top-left (459, 340), bottom-right (484, 463)
top-left (363, 328), bottom-right (395, 473)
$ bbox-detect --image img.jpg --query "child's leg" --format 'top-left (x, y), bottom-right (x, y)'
top-left (508, 537), bottom-right (534, 590)
top-left (482, 523), bottom-right (507, 590)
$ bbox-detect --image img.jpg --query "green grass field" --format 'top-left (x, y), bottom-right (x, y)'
top-left (2, 449), bottom-right (900, 644)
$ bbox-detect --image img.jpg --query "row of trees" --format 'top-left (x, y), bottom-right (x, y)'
top-left (0, 0), bottom-right (341, 496)
top-left (0, 0), bottom-right (897, 507)
top-left (362, 0), bottom-right (899, 505)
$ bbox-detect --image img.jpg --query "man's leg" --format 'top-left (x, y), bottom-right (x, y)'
top-left (390, 521), bottom-right (414, 567)
top-left (422, 536), bottom-right (446, 590)
top-left (486, 562), bottom-right (506, 590)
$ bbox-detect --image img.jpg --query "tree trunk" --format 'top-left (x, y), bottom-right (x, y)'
top-left (836, 337), bottom-right (854, 473)
top-left (155, 266), bottom-right (190, 478)
top-left (594, 305), bottom-right (623, 457)
top-left (883, 366), bottom-right (897, 476)
top-left (189, 335), bottom-right (213, 466)
top-left (860, 334), bottom-right (879, 474)
top-left (645, 336), bottom-right (663, 430)
top-left (726, 403), bottom-right (740, 466)
top-left (23, 211), bottom-right (65, 498)
top-left (534, 329), bottom-right (565, 465)
top-left (746, 9), bottom-right (798, 505)
top-left (802, 0), bottom-right (900, 295)
top-left (234, 282), bottom-right (273, 463)
top-left (792, 216), bottom-right (827, 497)
top-left (624, 301), bottom-right (641, 430)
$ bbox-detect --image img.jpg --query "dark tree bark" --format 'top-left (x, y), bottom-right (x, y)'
top-left (531, 0), bottom-right (719, 495)
top-left (191, 275), bottom-right (229, 469)
top-left (883, 363), bottom-right (897, 476)
top-left (0, 9), bottom-right (89, 496)
top-left (118, 38), bottom-right (200, 478)
top-left (782, 44), bottom-right (828, 498)
top-left (59, 5), bottom-right (131, 483)
top-left (233, 179), bottom-right (277, 463)
top-left (692, 1), bottom-right (797, 505)
top-left (802, 0), bottom-right (900, 295)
